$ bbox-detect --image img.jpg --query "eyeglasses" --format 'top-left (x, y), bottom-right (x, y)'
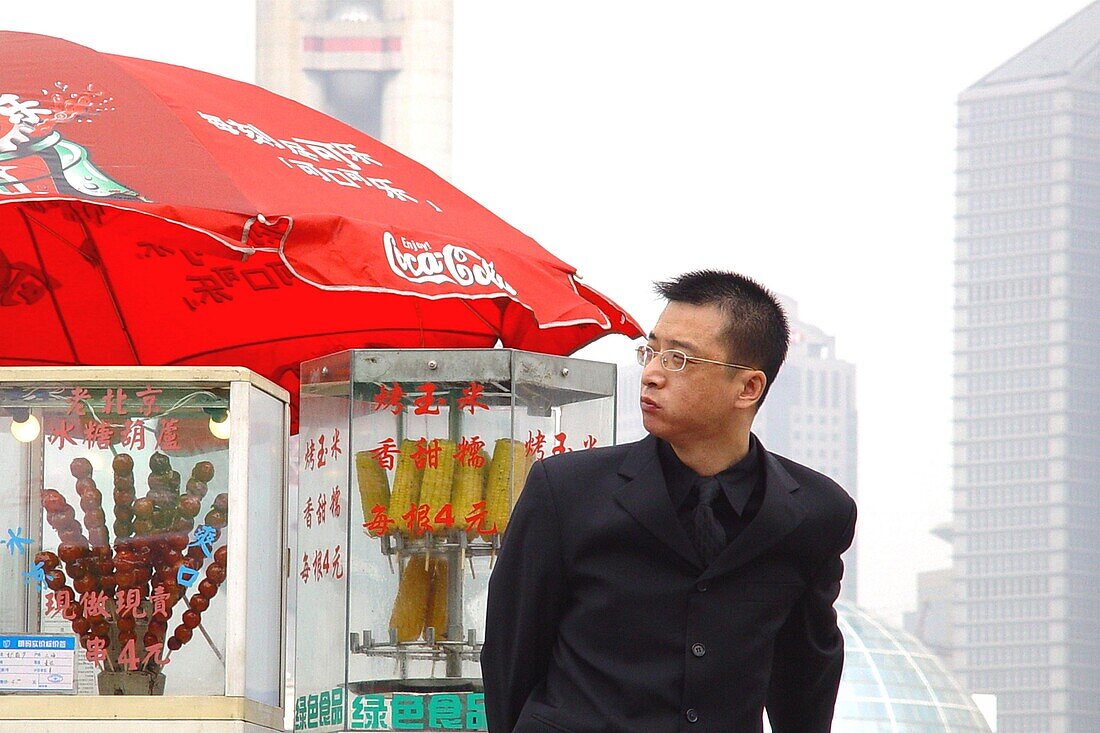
top-left (635, 345), bottom-right (754, 372)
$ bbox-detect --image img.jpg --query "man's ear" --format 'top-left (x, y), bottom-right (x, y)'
top-left (736, 371), bottom-right (767, 408)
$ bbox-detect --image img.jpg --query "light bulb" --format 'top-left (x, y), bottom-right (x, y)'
top-left (10, 412), bottom-right (41, 443)
top-left (208, 411), bottom-right (231, 440)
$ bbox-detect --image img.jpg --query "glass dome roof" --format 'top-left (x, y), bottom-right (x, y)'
top-left (830, 600), bottom-right (993, 732)
top-left (764, 600), bottom-right (992, 732)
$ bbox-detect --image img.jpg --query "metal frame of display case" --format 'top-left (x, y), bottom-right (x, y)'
top-left (0, 367), bottom-right (289, 733)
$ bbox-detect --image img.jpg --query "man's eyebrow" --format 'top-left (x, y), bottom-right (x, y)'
top-left (647, 332), bottom-right (700, 353)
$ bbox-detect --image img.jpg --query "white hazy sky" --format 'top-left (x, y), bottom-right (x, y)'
top-left (3, 0), bottom-right (1092, 622)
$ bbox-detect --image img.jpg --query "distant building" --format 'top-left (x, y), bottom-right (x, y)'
top-left (754, 296), bottom-right (858, 602)
top-left (256, 0), bottom-right (453, 178)
top-left (953, 3), bottom-right (1100, 730)
top-left (905, 524), bottom-right (956, 664)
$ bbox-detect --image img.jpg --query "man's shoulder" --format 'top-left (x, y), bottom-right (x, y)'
top-left (769, 451), bottom-right (856, 515)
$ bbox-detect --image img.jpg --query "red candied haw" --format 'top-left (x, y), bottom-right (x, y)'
top-left (173, 625), bottom-right (193, 644)
top-left (91, 544), bottom-right (112, 559)
top-left (143, 631), bottom-right (161, 647)
top-left (56, 526), bottom-right (85, 545)
top-left (118, 629), bottom-right (136, 643)
top-left (54, 505), bottom-right (76, 524)
top-left (177, 495), bottom-right (201, 518)
top-left (181, 610), bottom-right (201, 629)
top-left (206, 564), bottom-right (226, 585)
top-left (73, 575), bottom-right (98, 594)
top-left (212, 493), bottom-right (229, 513)
top-left (113, 485), bottom-right (136, 503)
top-left (113, 567), bottom-right (137, 585)
top-left (35, 551), bottom-right (60, 570)
top-left (44, 570), bottom-right (67, 590)
top-left (57, 543), bottom-right (85, 563)
top-left (112, 520), bottom-right (133, 537)
top-left (213, 546), bottom-right (227, 565)
top-left (132, 498), bottom-right (154, 519)
top-left (197, 579), bottom-right (218, 598)
top-left (166, 636), bottom-right (182, 651)
top-left (167, 470), bottom-right (181, 491)
top-left (70, 458), bottom-right (93, 479)
top-left (166, 532), bottom-right (189, 552)
top-left (42, 490), bottom-right (68, 513)
top-left (87, 527), bottom-right (109, 547)
top-left (66, 557), bottom-right (90, 578)
top-left (79, 488), bottom-right (103, 510)
top-left (112, 454), bottom-right (134, 476)
top-left (75, 477), bottom-right (96, 497)
top-left (83, 509), bottom-right (107, 530)
top-left (149, 453), bottom-right (171, 475)
top-left (147, 618), bottom-right (168, 634)
top-left (71, 617), bottom-right (90, 635)
top-left (186, 545), bottom-right (205, 561)
top-left (188, 594), bottom-right (210, 612)
top-left (191, 461), bottom-right (215, 483)
top-left (114, 504), bottom-right (135, 520)
top-left (132, 520), bottom-right (153, 536)
top-left (116, 617), bottom-right (136, 632)
top-left (185, 480), bottom-right (209, 499)
top-left (204, 510), bottom-right (227, 529)
top-left (90, 620), bottom-right (110, 637)
top-left (184, 556), bottom-right (202, 572)
top-left (171, 516), bottom-right (194, 534)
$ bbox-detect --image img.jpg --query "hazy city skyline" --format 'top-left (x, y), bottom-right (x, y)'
top-left (4, 0), bottom-right (1094, 624)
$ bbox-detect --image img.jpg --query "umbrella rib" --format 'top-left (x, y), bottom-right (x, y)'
top-left (72, 214), bottom-right (142, 364)
top-left (16, 208), bottom-right (81, 365)
top-left (459, 299), bottom-right (504, 342)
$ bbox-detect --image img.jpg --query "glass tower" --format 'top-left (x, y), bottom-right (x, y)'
top-left (953, 4), bottom-right (1100, 731)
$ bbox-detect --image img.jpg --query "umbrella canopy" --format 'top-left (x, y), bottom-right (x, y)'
top-left (0, 32), bottom-right (643, 421)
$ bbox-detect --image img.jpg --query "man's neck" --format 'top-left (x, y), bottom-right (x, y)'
top-left (669, 431), bottom-right (751, 477)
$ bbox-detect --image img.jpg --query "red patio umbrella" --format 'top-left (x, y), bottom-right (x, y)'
top-left (0, 32), bottom-right (643, 426)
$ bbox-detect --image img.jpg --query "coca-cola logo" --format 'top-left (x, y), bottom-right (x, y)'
top-left (383, 231), bottom-right (517, 296)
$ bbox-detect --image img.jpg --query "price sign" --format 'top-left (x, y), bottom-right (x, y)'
top-left (0, 634), bottom-right (77, 692)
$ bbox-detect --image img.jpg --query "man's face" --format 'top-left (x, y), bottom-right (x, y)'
top-left (640, 301), bottom-right (743, 446)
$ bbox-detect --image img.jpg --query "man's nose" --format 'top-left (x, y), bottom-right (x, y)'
top-left (641, 357), bottom-right (666, 387)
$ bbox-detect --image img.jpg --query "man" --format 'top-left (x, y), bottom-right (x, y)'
top-left (482, 270), bottom-right (856, 733)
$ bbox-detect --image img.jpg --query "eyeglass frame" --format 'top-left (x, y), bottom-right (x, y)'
top-left (635, 344), bottom-right (755, 373)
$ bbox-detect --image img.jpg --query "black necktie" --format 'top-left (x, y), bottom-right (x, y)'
top-left (692, 476), bottom-right (726, 564)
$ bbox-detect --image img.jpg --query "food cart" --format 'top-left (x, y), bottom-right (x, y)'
top-left (0, 367), bottom-right (289, 733)
top-left (293, 349), bottom-right (616, 732)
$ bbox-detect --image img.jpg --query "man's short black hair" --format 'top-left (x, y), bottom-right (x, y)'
top-left (654, 270), bottom-right (789, 404)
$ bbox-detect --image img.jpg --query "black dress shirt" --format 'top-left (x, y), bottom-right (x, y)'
top-left (657, 433), bottom-right (766, 552)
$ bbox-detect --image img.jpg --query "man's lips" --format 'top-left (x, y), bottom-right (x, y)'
top-left (640, 396), bottom-right (659, 410)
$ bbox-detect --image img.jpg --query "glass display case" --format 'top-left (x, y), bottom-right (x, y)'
top-left (294, 349), bottom-right (615, 732)
top-left (0, 367), bottom-right (288, 733)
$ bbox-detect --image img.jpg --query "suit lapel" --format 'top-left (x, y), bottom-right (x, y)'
top-left (612, 436), bottom-right (702, 570)
top-left (700, 449), bottom-right (807, 582)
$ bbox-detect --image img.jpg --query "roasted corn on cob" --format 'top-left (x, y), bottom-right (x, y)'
top-left (355, 450), bottom-right (391, 522)
top-left (485, 438), bottom-right (530, 533)
top-left (387, 439), bottom-right (425, 530)
top-left (389, 556), bottom-right (430, 642)
top-left (451, 458), bottom-right (486, 531)
top-left (418, 439), bottom-right (456, 531)
top-left (426, 557), bottom-right (449, 641)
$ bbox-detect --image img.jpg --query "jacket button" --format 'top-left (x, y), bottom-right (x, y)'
top-left (696, 581), bottom-right (708, 592)
top-left (686, 708), bottom-right (699, 723)
top-left (691, 643), bottom-right (706, 657)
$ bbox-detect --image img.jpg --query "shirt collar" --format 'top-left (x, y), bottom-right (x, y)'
top-left (658, 433), bottom-right (762, 516)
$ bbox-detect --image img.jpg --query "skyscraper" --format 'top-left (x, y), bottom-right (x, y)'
top-left (753, 296), bottom-right (858, 602)
top-left (953, 4), bottom-right (1100, 731)
top-left (255, 0), bottom-right (453, 178)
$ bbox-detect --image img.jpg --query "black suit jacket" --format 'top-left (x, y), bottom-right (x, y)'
top-left (481, 434), bottom-right (856, 733)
